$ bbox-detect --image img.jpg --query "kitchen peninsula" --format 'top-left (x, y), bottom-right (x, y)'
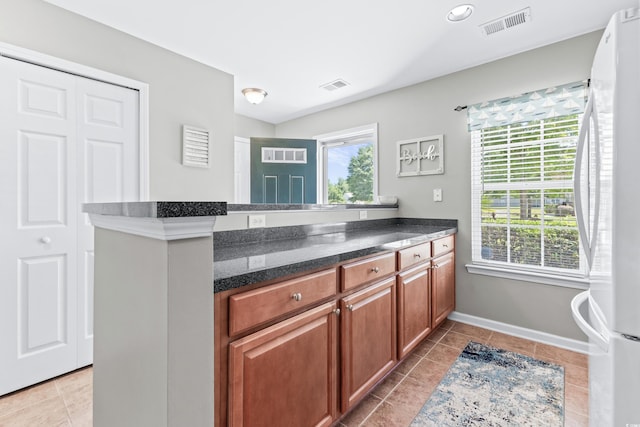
top-left (84, 202), bottom-right (456, 427)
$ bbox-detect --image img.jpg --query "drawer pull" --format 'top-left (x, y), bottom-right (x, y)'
top-left (414, 253), bottom-right (421, 258)
top-left (442, 244), bottom-right (449, 248)
top-left (291, 292), bottom-right (303, 302)
top-left (432, 264), bottom-right (440, 269)
top-left (333, 308), bottom-right (341, 316)
top-left (347, 304), bottom-right (354, 311)
top-left (371, 267), bottom-right (380, 273)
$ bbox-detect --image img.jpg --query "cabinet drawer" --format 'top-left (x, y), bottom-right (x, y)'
top-left (341, 252), bottom-right (396, 291)
top-left (432, 235), bottom-right (454, 257)
top-left (229, 268), bottom-right (337, 336)
top-left (397, 242), bottom-right (431, 271)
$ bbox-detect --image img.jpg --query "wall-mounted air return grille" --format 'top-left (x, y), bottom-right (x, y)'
top-left (320, 78), bottom-right (350, 92)
top-left (480, 7), bottom-right (531, 36)
top-left (182, 125), bottom-right (210, 168)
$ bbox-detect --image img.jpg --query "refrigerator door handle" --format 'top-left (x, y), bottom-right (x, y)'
top-left (571, 290), bottom-right (609, 351)
top-left (573, 91), bottom-right (600, 269)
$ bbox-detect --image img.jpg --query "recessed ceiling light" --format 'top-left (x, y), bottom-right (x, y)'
top-left (447, 4), bottom-right (474, 22)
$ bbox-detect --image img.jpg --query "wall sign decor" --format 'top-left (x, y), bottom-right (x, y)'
top-left (396, 134), bottom-right (444, 177)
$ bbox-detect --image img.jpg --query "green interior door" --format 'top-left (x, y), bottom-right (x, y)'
top-left (250, 138), bottom-right (317, 204)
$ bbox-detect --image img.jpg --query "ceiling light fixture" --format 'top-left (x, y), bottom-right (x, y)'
top-left (242, 88), bottom-right (268, 105)
top-left (447, 4), bottom-right (474, 22)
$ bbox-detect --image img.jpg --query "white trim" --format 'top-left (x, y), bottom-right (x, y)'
top-left (89, 214), bottom-right (217, 241)
top-left (0, 41), bottom-right (150, 200)
top-left (234, 137), bottom-right (251, 204)
top-left (469, 116), bottom-right (585, 276)
top-left (448, 311), bottom-right (589, 354)
top-left (314, 123), bottom-right (379, 204)
top-left (465, 263), bottom-right (589, 290)
top-left (313, 123), bottom-right (377, 142)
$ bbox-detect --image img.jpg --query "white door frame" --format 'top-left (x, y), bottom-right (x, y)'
top-left (234, 136), bottom-right (250, 203)
top-left (0, 41), bottom-right (150, 200)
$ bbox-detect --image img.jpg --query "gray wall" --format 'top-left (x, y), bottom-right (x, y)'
top-left (274, 32), bottom-right (602, 341)
top-left (1, 0), bottom-right (235, 201)
top-left (2, 0), bottom-right (598, 340)
top-left (235, 114), bottom-right (276, 139)
top-left (93, 228), bottom-right (214, 426)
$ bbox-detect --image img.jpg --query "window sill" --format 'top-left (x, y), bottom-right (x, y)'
top-left (465, 263), bottom-right (589, 290)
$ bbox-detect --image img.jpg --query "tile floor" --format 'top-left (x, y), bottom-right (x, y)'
top-left (0, 320), bottom-right (589, 427)
top-left (0, 365), bottom-right (92, 427)
top-left (338, 320), bottom-right (589, 427)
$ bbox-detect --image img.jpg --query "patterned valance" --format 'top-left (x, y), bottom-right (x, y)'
top-left (467, 80), bottom-right (588, 132)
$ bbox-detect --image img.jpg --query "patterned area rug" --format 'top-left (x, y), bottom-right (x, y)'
top-left (411, 342), bottom-right (564, 426)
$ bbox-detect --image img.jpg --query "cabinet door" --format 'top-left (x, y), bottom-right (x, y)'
top-left (432, 251), bottom-right (455, 327)
top-left (228, 302), bottom-right (338, 427)
top-left (341, 277), bottom-right (396, 411)
top-left (397, 265), bottom-right (432, 359)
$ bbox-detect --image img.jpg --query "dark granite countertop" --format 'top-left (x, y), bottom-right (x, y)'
top-left (213, 218), bottom-right (457, 293)
top-left (83, 201), bottom-right (227, 218)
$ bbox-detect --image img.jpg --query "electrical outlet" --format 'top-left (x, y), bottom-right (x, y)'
top-left (433, 188), bottom-right (443, 202)
top-left (248, 214), bottom-right (266, 228)
top-left (359, 210), bottom-right (368, 219)
top-left (248, 255), bottom-right (266, 269)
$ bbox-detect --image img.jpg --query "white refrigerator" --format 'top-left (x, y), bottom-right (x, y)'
top-left (571, 7), bottom-right (640, 427)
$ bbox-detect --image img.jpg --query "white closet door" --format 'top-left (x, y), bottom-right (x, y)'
top-left (0, 56), bottom-right (79, 394)
top-left (76, 78), bottom-right (140, 366)
top-left (0, 56), bottom-right (140, 394)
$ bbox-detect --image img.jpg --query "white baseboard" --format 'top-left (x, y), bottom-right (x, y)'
top-left (448, 311), bottom-right (589, 354)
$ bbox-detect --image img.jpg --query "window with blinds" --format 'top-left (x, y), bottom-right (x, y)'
top-left (471, 115), bottom-right (583, 274)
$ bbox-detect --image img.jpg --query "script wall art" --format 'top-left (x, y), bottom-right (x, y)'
top-left (396, 134), bottom-right (444, 177)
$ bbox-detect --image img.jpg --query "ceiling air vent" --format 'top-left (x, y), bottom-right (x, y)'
top-left (182, 125), bottom-right (210, 168)
top-left (320, 78), bottom-right (350, 92)
top-left (480, 7), bottom-right (531, 36)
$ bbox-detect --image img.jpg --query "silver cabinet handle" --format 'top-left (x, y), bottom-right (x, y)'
top-left (442, 244), bottom-right (449, 248)
top-left (414, 253), bottom-right (421, 258)
top-left (333, 308), bottom-right (341, 316)
top-left (433, 264), bottom-right (440, 269)
top-left (347, 304), bottom-right (354, 311)
top-left (371, 267), bottom-right (380, 273)
top-left (291, 292), bottom-right (302, 302)
top-left (40, 236), bottom-right (51, 244)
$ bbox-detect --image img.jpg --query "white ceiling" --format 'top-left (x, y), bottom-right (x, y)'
top-left (44, 0), bottom-right (637, 124)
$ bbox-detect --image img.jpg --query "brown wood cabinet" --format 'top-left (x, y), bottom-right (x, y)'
top-left (228, 301), bottom-right (339, 427)
top-left (216, 233), bottom-right (456, 427)
top-left (228, 269), bottom-right (336, 336)
top-left (340, 276), bottom-right (396, 411)
top-left (431, 248), bottom-right (455, 328)
top-left (340, 252), bottom-right (395, 291)
top-left (397, 242), bottom-right (431, 271)
top-left (397, 264), bottom-right (432, 359)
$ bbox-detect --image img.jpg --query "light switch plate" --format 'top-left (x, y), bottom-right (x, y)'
top-left (248, 214), bottom-right (266, 228)
top-left (433, 188), bottom-right (443, 202)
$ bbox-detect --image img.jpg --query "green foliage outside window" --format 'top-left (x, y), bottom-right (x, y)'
top-left (327, 144), bottom-right (374, 204)
top-left (477, 115), bottom-right (580, 271)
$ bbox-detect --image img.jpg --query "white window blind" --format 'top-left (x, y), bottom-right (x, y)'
top-left (471, 115), bottom-right (583, 274)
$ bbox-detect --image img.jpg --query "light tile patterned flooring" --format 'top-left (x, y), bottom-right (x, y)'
top-left (0, 366), bottom-right (92, 426)
top-left (0, 320), bottom-right (589, 427)
top-left (338, 320), bottom-right (589, 427)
